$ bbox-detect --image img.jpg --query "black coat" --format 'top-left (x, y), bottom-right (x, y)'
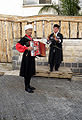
top-left (18, 35), bottom-right (36, 78)
top-left (48, 32), bottom-right (63, 64)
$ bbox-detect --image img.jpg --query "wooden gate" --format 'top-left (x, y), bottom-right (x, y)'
top-left (0, 15), bottom-right (82, 62)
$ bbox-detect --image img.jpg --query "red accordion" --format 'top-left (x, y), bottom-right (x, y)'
top-left (30, 41), bottom-right (46, 57)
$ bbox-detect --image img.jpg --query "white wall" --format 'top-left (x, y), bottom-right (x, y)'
top-left (0, 0), bottom-right (22, 16)
top-left (0, 0), bottom-right (59, 16)
top-left (0, 0), bottom-right (41, 16)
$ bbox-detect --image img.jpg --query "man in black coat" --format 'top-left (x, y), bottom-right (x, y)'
top-left (16, 24), bottom-right (36, 93)
top-left (47, 24), bottom-right (63, 72)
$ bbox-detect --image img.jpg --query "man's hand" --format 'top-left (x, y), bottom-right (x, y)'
top-left (27, 46), bottom-right (33, 51)
top-left (47, 37), bottom-right (49, 41)
top-left (55, 37), bottom-right (59, 42)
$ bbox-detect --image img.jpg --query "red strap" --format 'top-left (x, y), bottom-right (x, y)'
top-left (25, 34), bottom-right (32, 41)
top-left (16, 43), bottom-right (28, 53)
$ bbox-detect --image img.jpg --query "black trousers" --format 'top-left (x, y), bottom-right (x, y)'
top-left (24, 76), bottom-right (31, 88)
top-left (50, 58), bottom-right (60, 71)
top-left (50, 63), bottom-right (60, 71)
top-left (49, 50), bottom-right (61, 71)
top-left (55, 63), bottom-right (60, 71)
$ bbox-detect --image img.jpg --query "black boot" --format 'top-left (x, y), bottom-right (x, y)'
top-left (25, 87), bottom-right (34, 93)
top-left (24, 77), bottom-right (34, 93)
top-left (29, 85), bottom-right (36, 90)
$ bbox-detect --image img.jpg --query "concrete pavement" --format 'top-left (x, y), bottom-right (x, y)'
top-left (0, 75), bottom-right (82, 120)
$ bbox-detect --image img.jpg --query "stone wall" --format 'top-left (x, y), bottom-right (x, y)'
top-left (12, 39), bottom-right (82, 73)
top-left (63, 39), bottom-right (82, 73)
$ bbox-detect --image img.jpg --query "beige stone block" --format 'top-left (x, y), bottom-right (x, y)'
top-left (63, 57), bottom-right (76, 63)
top-left (75, 57), bottom-right (82, 62)
top-left (63, 46), bottom-right (82, 51)
top-left (64, 50), bottom-right (82, 57)
top-left (78, 52), bottom-right (82, 57)
top-left (63, 51), bottom-right (74, 57)
top-left (64, 46), bottom-right (74, 52)
top-left (63, 39), bottom-right (82, 46)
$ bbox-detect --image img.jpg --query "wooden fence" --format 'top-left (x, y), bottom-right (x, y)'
top-left (0, 14), bottom-right (82, 62)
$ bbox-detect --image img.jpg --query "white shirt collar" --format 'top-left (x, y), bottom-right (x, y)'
top-left (54, 31), bottom-right (59, 36)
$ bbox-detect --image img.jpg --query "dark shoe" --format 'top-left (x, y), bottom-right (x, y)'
top-left (55, 69), bottom-right (58, 71)
top-left (49, 69), bottom-right (53, 72)
top-left (25, 88), bottom-right (34, 93)
top-left (29, 86), bottom-right (36, 90)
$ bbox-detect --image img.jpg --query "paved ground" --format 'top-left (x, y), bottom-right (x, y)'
top-left (0, 75), bottom-right (82, 120)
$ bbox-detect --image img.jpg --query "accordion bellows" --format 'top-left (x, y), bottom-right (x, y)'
top-left (30, 41), bottom-right (46, 57)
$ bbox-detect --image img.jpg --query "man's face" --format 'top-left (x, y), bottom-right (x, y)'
top-left (25, 28), bottom-right (33, 36)
top-left (53, 27), bottom-right (59, 33)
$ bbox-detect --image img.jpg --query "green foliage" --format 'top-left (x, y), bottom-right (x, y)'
top-left (60, 0), bottom-right (81, 16)
top-left (38, 0), bottom-right (81, 16)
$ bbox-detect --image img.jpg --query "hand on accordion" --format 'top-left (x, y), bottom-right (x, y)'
top-left (30, 41), bottom-right (46, 57)
top-left (27, 46), bottom-right (33, 51)
top-left (45, 46), bottom-right (48, 51)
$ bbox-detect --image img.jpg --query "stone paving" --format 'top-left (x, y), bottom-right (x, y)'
top-left (0, 75), bottom-right (82, 120)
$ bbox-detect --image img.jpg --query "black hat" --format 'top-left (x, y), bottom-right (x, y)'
top-left (53, 24), bottom-right (60, 28)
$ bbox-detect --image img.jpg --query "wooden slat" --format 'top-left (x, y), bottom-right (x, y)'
top-left (20, 22), bottom-right (22, 38)
top-left (36, 21), bottom-right (43, 38)
top-left (14, 23), bottom-right (19, 39)
top-left (79, 23), bottom-right (82, 38)
top-left (70, 22), bottom-right (77, 38)
top-left (6, 22), bottom-right (11, 62)
top-left (5, 21), bottom-right (8, 62)
top-left (9, 22), bottom-right (13, 62)
top-left (0, 21), bottom-right (2, 62)
top-left (2, 21), bottom-right (7, 62)
top-left (13, 22), bottom-right (22, 39)
top-left (0, 21), bottom-right (4, 62)
top-left (44, 21), bottom-right (52, 38)
top-left (32, 22), bottom-right (35, 38)
top-left (22, 22), bottom-right (27, 37)
top-left (1, 21), bottom-right (4, 62)
top-left (6, 22), bottom-right (13, 62)
top-left (17, 23), bottom-right (21, 39)
top-left (61, 22), bottom-right (69, 38)
top-left (44, 21), bottom-right (49, 38)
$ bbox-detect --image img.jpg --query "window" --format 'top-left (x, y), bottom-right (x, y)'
top-left (23, 0), bottom-right (51, 5)
top-left (39, 0), bottom-right (51, 4)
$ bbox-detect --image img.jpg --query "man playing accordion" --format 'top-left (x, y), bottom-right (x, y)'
top-left (16, 24), bottom-right (36, 93)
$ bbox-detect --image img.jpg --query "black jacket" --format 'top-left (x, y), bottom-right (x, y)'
top-left (18, 35), bottom-right (36, 78)
top-left (48, 32), bottom-right (63, 64)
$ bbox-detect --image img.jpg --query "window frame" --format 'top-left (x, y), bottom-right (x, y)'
top-left (23, 0), bottom-right (52, 7)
